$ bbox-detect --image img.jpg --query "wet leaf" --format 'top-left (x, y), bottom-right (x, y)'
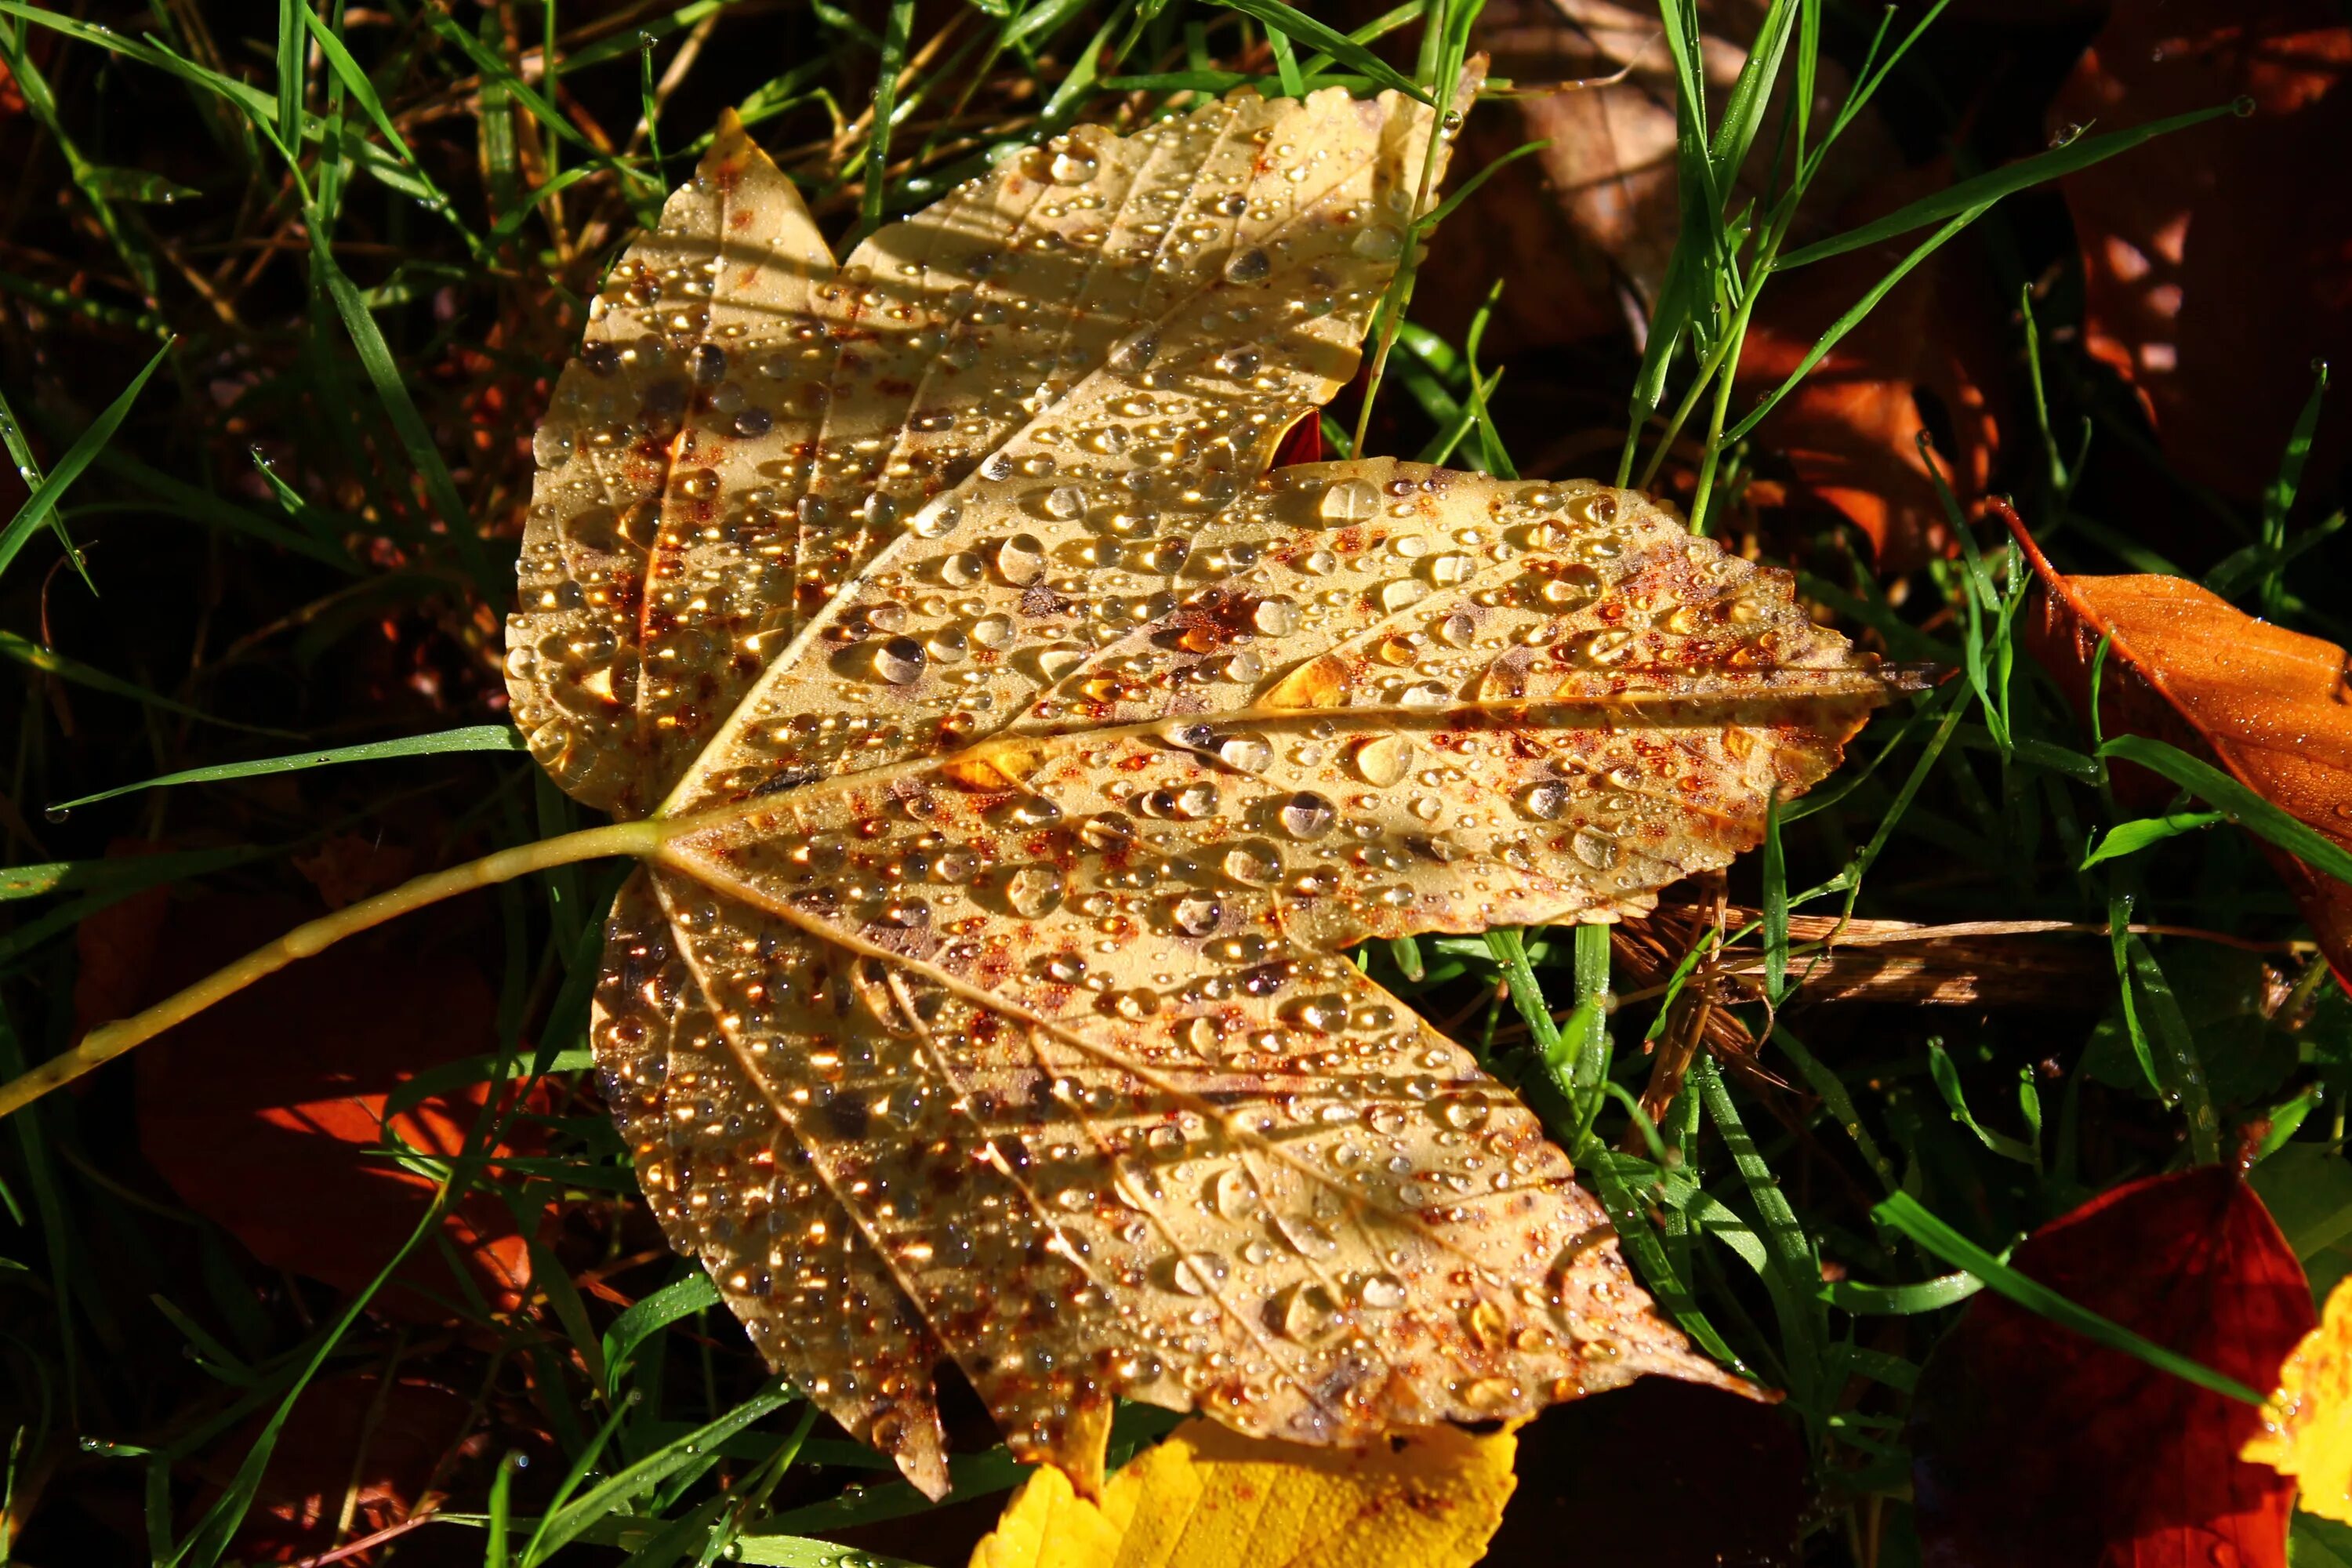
top-left (2247, 1274), bottom-right (2352, 1523)
top-left (510, 82), bottom-right (1899, 1497)
top-left (967, 1415), bottom-right (1515, 1568)
top-left (2008, 509), bottom-right (2352, 989)
top-left (1909, 1166), bottom-right (2313, 1568)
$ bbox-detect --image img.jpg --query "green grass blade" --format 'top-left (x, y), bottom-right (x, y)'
top-left (1723, 205), bottom-right (1986, 446)
top-left (534, 1386), bottom-right (798, 1561)
top-left (0, 339), bottom-right (172, 586)
top-left (601, 1272), bottom-right (722, 1398)
top-left (312, 259), bottom-right (499, 601)
top-left (858, 0), bottom-right (917, 239)
top-left (47, 724), bottom-right (524, 813)
top-left (2081, 809), bottom-right (2227, 867)
top-left (1874, 1191), bottom-right (2263, 1405)
top-left (1821, 1271), bottom-right (1983, 1315)
top-left (1775, 102), bottom-right (2240, 273)
top-left (0, 631), bottom-right (297, 736)
top-left (1207, 0), bottom-right (1432, 103)
top-left (2099, 734), bottom-right (2352, 888)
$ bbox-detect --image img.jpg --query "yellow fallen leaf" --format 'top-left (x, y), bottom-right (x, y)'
top-left (970, 1417), bottom-right (1515, 1568)
top-left (2244, 1274), bottom-right (2352, 1519)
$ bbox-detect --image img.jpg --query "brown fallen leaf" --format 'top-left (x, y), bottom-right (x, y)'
top-left (508, 79), bottom-right (1901, 1498)
top-left (2050, 2), bottom-right (2351, 499)
top-left (2006, 503), bottom-right (2352, 989)
top-left (1733, 164), bottom-right (2008, 568)
top-left (969, 1415), bottom-right (1515, 1568)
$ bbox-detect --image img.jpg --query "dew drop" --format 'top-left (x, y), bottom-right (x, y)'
top-left (1210, 1167), bottom-right (1261, 1219)
top-left (871, 637), bottom-right (926, 685)
top-left (1570, 825), bottom-right (1620, 869)
top-left (996, 533), bottom-right (1047, 586)
top-left (1223, 246), bottom-right (1271, 284)
top-left (1172, 1250), bottom-right (1229, 1295)
top-left (1222, 840), bottom-right (1281, 885)
top-left (1004, 866), bottom-right (1065, 917)
top-left (1169, 893), bottom-right (1223, 937)
top-left (1278, 792), bottom-right (1338, 840)
top-left (1216, 733), bottom-right (1274, 774)
top-left (1519, 781), bottom-right (1569, 822)
top-left (1359, 1272), bottom-right (1407, 1309)
top-left (1352, 225), bottom-right (1405, 262)
top-left (1350, 734), bottom-right (1414, 788)
top-left (1042, 485), bottom-right (1087, 520)
top-left (1319, 478), bottom-right (1380, 523)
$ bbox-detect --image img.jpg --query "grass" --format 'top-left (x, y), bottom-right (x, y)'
top-left (0, 1), bottom-right (2344, 1565)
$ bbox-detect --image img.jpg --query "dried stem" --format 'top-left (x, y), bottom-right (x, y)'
top-left (0, 817), bottom-right (670, 1121)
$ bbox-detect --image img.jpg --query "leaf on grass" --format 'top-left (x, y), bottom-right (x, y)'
top-left (2247, 1274), bottom-right (2352, 1523)
top-left (122, 894), bottom-right (542, 1321)
top-left (968, 1415), bottom-right (1514, 1568)
top-left (512, 80), bottom-right (1900, 1497)
top-left (1908, 1166), bottom-right (2314, 1568)
top-left (2008, 510), bottom-right (2352, 989)
top-left (2049, 2), bottom-right (2350, 497)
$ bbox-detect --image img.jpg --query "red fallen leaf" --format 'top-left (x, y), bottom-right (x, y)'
top-left (129, 894), bottom-right (541, 1322)
top-left (1735, 164), bottom-right (2008, 570)
top-left (2050, 2), bottom-right (2351, 499)
top-left (194, 1373), bottom-right (483, 1563)
top-left (1908, 1166), bottom-right (2314, 1567)
top-left (1272, 411), bottom-right (1323, 468)
top-left (2005, 503), bottom-right (2352, 991)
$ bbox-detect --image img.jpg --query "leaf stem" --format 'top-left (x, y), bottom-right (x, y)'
top-left (0, 818), bottom-right (669, 1121)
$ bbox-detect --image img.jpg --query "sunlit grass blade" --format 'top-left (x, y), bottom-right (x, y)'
top-left (1875, 1192), bottom-right (2263, 1404)
top-left (1722, 205), bottom-right (1986, 446)
top-left (2081, 809), bottom-right (2227, 867)
top-left (1776, 101), bottom-right (2241, 273)
top-left (601, 1272), bottom-right (722, 1399)
top-left (1207, 0), bottom-right (1433, 103)
top-left (2099, 733), bottom-right (2352, 887)
top-left (0, 338), bottom-right (172, 587)
top-left (1821, 1271), bottom-right (1983, 1316)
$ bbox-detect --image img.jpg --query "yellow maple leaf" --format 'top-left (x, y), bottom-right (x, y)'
top-left (2245, 1275), bottom-right (2352, 1520)
top-left (970, 1417), bottom-right (1516, 1568)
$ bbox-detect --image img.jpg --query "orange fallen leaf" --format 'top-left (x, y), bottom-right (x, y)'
top-left (2246, 1274), bottom-right (2352, 1523)
top-left (2006, 503), bottom-right (2352, 989)
top-left (969, 1417), bottom-right (1515, 1568)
